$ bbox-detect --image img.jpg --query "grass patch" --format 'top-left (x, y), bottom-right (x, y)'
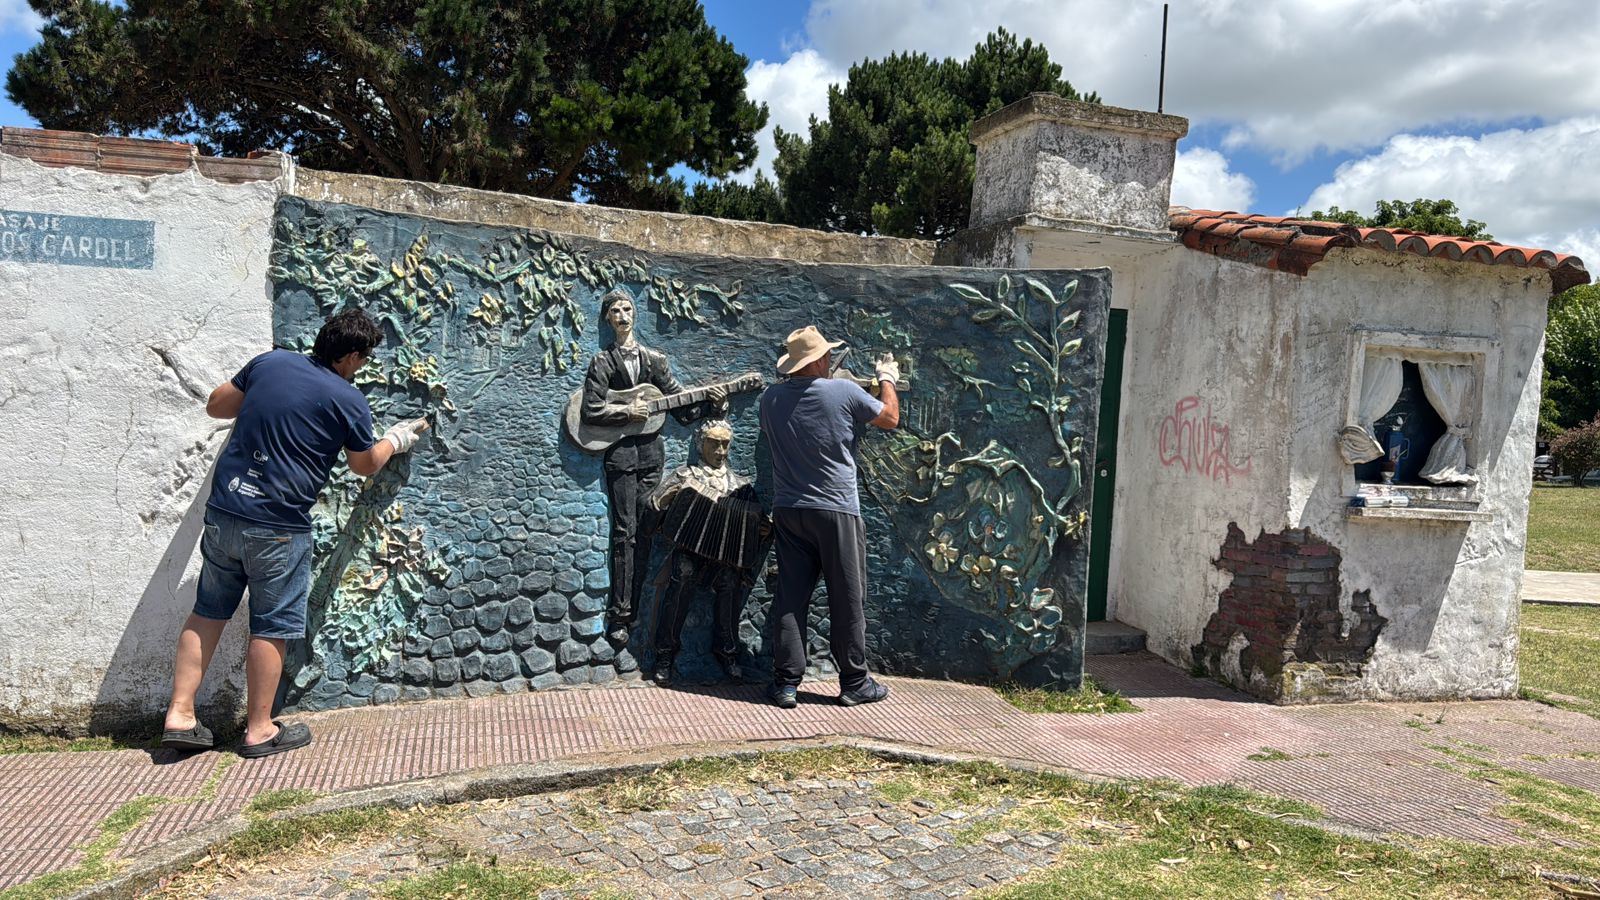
top-left (993, 677), bottom-right (1140, 714)
top-left (242, 789), bottom-right (318, 817)
top-left (0, 733), bottom-right (139, 755)
top-left (1245, 747), bottom-right (1294, 762)
top-left (1525, 484), bottom-right (1600, 572)
top-left (971, 763), bottom-right (1590, 899)
top-left (872, 755), bottom-right (1319, 854)
top-left (887, 758), bottom-right (1562, 899)
top-left (1424, 746), bottom-right (1600, 877)
top-left (381, 859), bottom-right (576, 899)
top-left (214, 806), bottom-right (402, 862)
top-left (1520, 604), bottom-right (1600, 718)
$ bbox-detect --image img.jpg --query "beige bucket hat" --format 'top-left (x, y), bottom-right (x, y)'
top-left (776, 325), bottom-right (844, 375)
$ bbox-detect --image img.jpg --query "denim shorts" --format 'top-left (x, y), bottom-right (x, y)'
top-left (193, 508), bottom-right (314, 639)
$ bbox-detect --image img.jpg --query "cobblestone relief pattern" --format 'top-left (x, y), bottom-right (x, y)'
top-left (268, 198), bottom-right (1108, 711)
top-left (170, 777), bottom-right (1077, 899)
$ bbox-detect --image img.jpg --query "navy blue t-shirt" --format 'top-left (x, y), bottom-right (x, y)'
top-left (208, 350), bottom-right (377, 532)
top-left (760, 376), bottom-right (884, 516)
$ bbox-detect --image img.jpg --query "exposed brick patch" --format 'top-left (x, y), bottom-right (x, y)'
top-left (1192, 524), bottom-right (1387, 703)
top-left (0, 127), bottom-right (283, 183)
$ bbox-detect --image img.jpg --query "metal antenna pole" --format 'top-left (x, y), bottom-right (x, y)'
top-left (1159, 3), bottom-right (1169, 113)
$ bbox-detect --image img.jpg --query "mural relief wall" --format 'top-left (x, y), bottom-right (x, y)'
top-left (268, 198), bottom-right (1108, 712)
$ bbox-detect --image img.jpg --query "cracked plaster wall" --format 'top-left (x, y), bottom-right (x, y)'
top-left (969, 117), bottom-right (1180, 234)
top-left (970, 227), bottom-right (1542, 702)
top-left (1286, 249), bottom-right (1542, 701)
top-left (0, 152), bottom-right (281, 732)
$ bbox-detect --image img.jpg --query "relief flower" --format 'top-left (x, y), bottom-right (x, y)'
top-left (924, 532), bottom-right (960, 573)
top-left (961, 553), bottom-right (997, 590)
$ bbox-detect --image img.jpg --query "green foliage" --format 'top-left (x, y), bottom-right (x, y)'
top-left (1545, 284), bottom-right (1600, 432)
top-left (1309, 198), bottom-right (1493, 240)
top-left (6, 0), bottom-right (767, 205)
top-left (685, 172), bottom-right (786, 223)
top-left (1551, 419), bottom-right (1600, 487)
top-left (773, 28), bottom-right (1097, 238)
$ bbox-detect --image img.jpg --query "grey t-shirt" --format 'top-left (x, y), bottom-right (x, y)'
top-left (760, 376), bottom-right (885, 516)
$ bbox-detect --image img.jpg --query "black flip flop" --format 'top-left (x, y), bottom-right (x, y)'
top-left (159, 723), bottom-right (215, 751)
top-left (238, 721), bottom-right (312, 759)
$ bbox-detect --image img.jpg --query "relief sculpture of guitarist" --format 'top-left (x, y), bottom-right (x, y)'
top-left (581, 288), bottom-right (728, 646)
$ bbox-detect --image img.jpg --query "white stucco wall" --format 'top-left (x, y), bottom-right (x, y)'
top-left (1022, 231), bottom-right (1296, 661)
top-left (1005, 228), bottom-right (1544, 702)
top-left (0, 152), bottom-right (280, 731)
top-left (1287, 250), bottom-right (1544, 701)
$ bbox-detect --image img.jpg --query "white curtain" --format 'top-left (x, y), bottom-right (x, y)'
top-left (1418, 361), bottom-right (1477, 484)
top-left (1340, 353), bottom-right (1403, 464)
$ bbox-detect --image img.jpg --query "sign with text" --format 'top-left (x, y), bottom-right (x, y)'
top-left (0, 209), bottom-right (155, 270)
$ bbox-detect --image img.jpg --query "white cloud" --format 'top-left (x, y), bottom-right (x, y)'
top-left (1298, 117), bottom-right (1600, 261)
top-left (1171, 147), bottom-right (1255, 212)
top-left (799, 0), bottom-right (1600, 163)
top-left (0, 0), bottom-right (41, 35)
top-left (737, 49), bottom-right (845, 182)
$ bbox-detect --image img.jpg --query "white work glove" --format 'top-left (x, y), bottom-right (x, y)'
top-left (874, 354), bottom-right (901, 386)
top-left (382, 418), bottom-right (429, 454)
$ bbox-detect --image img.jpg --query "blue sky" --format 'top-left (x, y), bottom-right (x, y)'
top-left (2, 0), bottom-right (1596, 261)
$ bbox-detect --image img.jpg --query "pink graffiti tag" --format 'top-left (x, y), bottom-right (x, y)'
top-left (1158, 396), bottom-right (1253, 483)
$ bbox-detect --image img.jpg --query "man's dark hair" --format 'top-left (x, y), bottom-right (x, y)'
top-left (312, 308), bottom-right (382, 367)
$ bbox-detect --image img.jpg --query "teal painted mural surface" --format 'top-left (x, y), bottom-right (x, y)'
top-left (268, 197), bottom-right (1108, 710)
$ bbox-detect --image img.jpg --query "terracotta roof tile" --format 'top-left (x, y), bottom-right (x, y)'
top-left (0, 127), bottom-right (283, 184)
top-left (1170, 209), bottom-right (1589, 296)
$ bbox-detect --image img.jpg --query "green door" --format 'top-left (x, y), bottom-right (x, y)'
top-left (1086, 308), bottom-right (1126, 622)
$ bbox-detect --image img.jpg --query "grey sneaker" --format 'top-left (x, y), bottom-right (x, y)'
top-left (839, 677), bottom-right (889, 707)
top-left (768, 684), bottom-right (798, 709)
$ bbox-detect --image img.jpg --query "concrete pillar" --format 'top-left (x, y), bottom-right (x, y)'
top-left (968, 93), bottom-right (1188, 238)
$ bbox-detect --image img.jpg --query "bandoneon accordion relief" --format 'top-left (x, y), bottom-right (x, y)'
top-left (660, 486), bottom-right (765, 570)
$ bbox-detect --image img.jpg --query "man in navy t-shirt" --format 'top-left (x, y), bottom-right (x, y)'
top-left (160, 309), bottom-right (428, 758)
top-left (759, 326), bottom-right (900, 709)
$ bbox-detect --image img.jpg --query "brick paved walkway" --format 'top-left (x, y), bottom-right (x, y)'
top-left (3, 652), bottom-right (1600, 892)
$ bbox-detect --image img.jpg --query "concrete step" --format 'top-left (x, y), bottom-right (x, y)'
top-left (1086, 620), bottom-right (1147, 655)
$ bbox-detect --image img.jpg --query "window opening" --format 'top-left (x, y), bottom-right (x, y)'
top-left (1353, 361), bottom-right (1447, 486)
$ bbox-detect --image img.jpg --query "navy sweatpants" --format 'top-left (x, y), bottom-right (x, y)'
top-left (770, 507), bottom-right (869, 691)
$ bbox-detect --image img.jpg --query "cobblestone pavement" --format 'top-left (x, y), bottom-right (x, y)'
top-left (159, 776), bottom-right (1077, 899)
top-left (4, 653), bottom-right (1600, 890)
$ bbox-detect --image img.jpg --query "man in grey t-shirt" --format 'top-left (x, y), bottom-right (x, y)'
top-left (758, 326), bottom-right (900, 708)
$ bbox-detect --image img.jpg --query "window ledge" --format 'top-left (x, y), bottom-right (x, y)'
top-left (1355, 482), bottom-right (1480, 503)
top-left (1345, 506), bottom-right (1492, 523)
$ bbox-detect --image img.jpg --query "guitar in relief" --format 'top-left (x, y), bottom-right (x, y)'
top-left (563, 372), bottom-right (764, 452)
